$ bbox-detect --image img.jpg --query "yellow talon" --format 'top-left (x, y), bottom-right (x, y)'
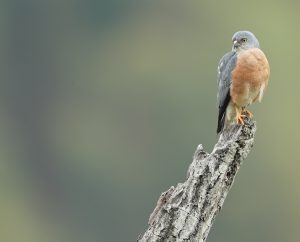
top-left (235, 106), bottom-right (246, 125)
top-left (242, 109), bottom-right (253, 118)
top-left (236, 114), bottom-right (246, 125)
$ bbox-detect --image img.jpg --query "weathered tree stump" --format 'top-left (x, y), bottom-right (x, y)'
top-left (138, 118), bottom-right (256, 242)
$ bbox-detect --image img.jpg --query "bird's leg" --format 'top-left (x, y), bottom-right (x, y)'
top-left (242, 108), bottom-right (253, 118)
top-left (235, 106), bottom-right (246, 125)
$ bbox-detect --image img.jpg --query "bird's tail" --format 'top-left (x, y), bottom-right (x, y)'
top-left (217, 92), bottom-right (231, 134)
top-left (217, 112), bottom-right (226, 134)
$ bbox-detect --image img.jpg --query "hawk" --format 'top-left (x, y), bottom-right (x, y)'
top-left (217, 31), bottom-right (270, 134)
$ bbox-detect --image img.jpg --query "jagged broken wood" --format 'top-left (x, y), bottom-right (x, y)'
top-left (138, 118), bottom-right (256, 242)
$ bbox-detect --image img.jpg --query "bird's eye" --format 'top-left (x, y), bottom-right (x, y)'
top-left (241, 38), bottom-right (247, 43)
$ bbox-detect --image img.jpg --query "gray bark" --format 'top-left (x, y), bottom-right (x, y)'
top-left (138, 118), bottom-right (256, 242)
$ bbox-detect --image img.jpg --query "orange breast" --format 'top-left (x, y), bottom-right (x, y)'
top-left (230, 48), bottom-right (270, 107)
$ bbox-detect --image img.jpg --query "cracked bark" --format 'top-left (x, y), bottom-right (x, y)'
top-left (138, 118), bottom-right (256, 242)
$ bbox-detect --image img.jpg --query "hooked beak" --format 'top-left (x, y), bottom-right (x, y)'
top-left (233, 40), bottom-right (238, 47)
top-left (232, 40), bottom-right (239, 50)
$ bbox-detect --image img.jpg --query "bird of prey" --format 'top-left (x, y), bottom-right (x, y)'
top-left (217, 31), bottom-right (270, 134)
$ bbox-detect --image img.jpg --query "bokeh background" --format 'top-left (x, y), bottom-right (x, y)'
top-left (0, 1), bottom-right (299, 242)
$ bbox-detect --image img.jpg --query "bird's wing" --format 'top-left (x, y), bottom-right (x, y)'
top-left (217, 51), bottom-right (237, 133)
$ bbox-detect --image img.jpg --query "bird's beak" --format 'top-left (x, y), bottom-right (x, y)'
top-left (233, 40), bottom-right (238, 48)
top-left (232, 40), bottom-right (239, 51)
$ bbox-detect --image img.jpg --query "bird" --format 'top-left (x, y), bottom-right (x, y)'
top-left (217, 31), bottom-right (270, 134)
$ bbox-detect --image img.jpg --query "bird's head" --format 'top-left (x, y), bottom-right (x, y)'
top-left (232, 31), bottom-right (260, 51)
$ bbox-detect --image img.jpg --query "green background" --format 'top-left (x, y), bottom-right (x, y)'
top-left (0, 1), bottom-right (299, 242)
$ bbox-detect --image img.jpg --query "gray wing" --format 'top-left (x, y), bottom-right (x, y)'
top-left (217, 51), bottom-right (237, 133)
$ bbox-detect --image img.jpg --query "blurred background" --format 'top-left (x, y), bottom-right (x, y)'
top-left (0, 0), bottom-right (299, 241)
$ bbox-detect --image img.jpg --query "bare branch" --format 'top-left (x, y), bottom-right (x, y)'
top-left (138, 118), bottom-right (256, 242)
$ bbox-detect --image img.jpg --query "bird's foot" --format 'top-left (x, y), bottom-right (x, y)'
top-left (236, 114), bottom-right (246, 125)
top-left (242, 109), bottom-right (253, 118)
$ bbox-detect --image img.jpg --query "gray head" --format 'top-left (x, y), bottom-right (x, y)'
top-left (231, 31), bottom-right (260, 51)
